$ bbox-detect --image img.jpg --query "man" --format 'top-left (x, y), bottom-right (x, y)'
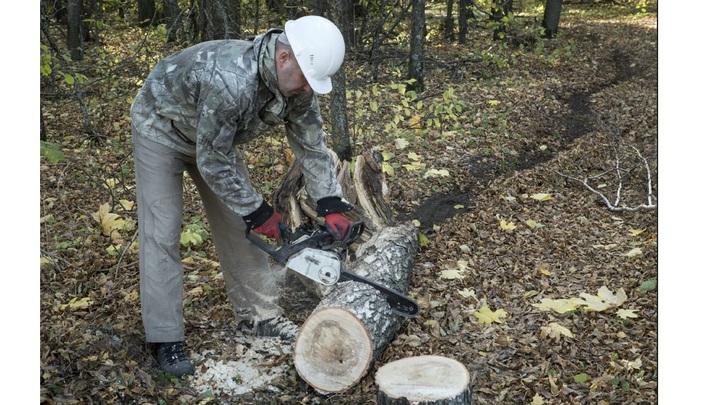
top-left (130, 15), bottom-right (354, 378)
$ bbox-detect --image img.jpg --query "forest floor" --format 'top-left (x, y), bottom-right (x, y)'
top-left (40, 3), bottom-right (658, 404)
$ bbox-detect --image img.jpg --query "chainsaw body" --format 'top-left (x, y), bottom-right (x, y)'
top-left (246, 221), bottom-right (419, 317)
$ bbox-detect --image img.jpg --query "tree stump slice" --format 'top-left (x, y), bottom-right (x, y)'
top-left (293, 223), bottom-right (418, 393)
top-left (375, 356), bottom-right (473, 405)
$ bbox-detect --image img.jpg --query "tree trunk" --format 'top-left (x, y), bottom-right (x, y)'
top-left (67, 0), bottom-right (83, 60)
top-left (376, 356), bottom-right (473, 405)
top-left (161, 0), bottom-right (182, 42)
top-left (294, 223), bottom-right (419, 393)
top-left (137, 0), bottom-right (157, 27)
top-left (327, 4), bottom-right (352, 161)
top-left (408, 0), bottom-right (425, 92)
top-left (198, 0), bottom-right (243, 40)
top-left (542, 0), bottom-right (562, 38)
top-left (444, 0), bottom-right (455, 41)
top-left (458, 0), bottom-right (470, 44)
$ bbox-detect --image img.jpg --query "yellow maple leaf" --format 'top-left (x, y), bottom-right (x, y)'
top-left (402, 162), bottom-right (426, 171)
top-left (530, 193), bottom-right (553, 201)
top-left (579, 287), bottom-right (627, 312)
top-left (119, 199), bottom-right (135, 211)
top-left (531, 393), bottom-right (545, 405)
top-left (533, 297), bottom-right (585, 314)
top-left (60, 297), bottom-right (94, 311)
top-left (382, 161), bottom-right (395, 176)
top-left (499, 219), bottom-right (517, 232)
top-left (540, 322), bottom-right (574, 340)
top-left (473, 306), bottom-right (508, 324)
top-left (92, 202), bottom-right (127, 238)
top-left (407, 152), bottom-right (422, 161)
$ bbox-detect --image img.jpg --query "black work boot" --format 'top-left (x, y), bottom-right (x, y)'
top-left (155, 342), bottom-right (194, 377)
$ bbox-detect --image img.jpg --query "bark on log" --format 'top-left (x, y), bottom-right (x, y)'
top-left (375, 356), bottom-right (473, 405)
top-left (293, 223), bottom-right (419, 394)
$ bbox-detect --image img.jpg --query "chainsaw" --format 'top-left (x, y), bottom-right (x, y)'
top-left (246, 221), bottom-right (419, 317)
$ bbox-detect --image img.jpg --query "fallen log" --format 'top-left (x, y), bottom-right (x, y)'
top-left (293, 222), bottom-right (418, 394)
top-left (375, 355), bottom-right (473, 405)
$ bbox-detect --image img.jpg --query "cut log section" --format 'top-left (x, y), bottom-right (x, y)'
top-left (375, 355), bottom-right (473, 405)
top-left (293, 223), bottom-right (419, 394)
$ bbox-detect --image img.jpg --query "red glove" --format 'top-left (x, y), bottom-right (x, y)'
top-left (253, 210), bottom-right (284, 242)
top-left (324, 213), bottom-right (353, 241)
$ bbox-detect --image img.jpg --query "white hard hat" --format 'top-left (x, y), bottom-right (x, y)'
top-left (284, 16), bottom-right (345, 94)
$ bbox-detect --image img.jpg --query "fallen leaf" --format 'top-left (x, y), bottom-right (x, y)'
top-left (574, 373), bottom-right (590, 383)
top-left (530, 193), bottom-right (553, 201)
top-left (579, 287), bottom-right (627, 312)
top-left (458, 288), bottom-right (477, 300)
top-left (637, 279), bottom-right (657, 292)
top-left (423, 168), bottom-right (450, 178)
top-left (531, 393), bottom-right (544, 405)
top-left (616, 308), bottom-right (638, 320)
top-left (625, 247), bottom-right (643, 257)
top-left (540, 322), bottom-right (574, 340)
top-left (60, 297), bottom-right (94, 311)
top-left (92, 202), bottom-right (128, 238)
top-left (439, 269), bottom-right (465, 280)
top-left (473, 306), bottom-right (508, 324)
top-left (629, 228), bottom-right (646, 237)
top-left (533, 297), bottom-right (585, 314)
top-left (525, 219), bottom-right (545, 229)
top-left (382, 161), bottom-right (395, 176)
top-left (499, 219), bottom-right (516, 232)
top-left (395, 138), bottom-right (409, 149)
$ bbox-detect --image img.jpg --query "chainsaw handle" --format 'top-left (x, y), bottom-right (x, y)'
top-left (245, 224), bottom-right (294, 263)
top-left (322, 221), bottom-right (365, 250)
top-left (246, 220), bottom-right (365, 264)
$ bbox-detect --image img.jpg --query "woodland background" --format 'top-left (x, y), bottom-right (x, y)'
top-left (21, 0), bottom-right (713, 403)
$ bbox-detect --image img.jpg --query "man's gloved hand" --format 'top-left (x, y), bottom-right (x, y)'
top-left (323, 212), bottom-right (353, 241)
top-left (253, 210), bottom-right (283, 241)
top-left (243, 201), bottom-right (284, 242)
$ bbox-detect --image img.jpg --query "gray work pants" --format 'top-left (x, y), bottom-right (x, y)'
top-left (132, 132), bottom-right (283, 343)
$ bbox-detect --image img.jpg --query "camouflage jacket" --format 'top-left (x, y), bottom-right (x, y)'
top-left (130, 31), bottom-right (342, 218)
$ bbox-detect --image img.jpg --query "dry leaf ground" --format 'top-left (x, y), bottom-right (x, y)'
top-left (40, 3), bottom-right (657, 404)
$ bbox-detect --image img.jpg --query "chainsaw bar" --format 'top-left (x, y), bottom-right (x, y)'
top-left (339, 270), bottom-right (420, 317)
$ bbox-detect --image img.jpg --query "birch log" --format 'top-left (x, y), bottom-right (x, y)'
top-left (375, 356), bottom-right (473, 405)
top-left (293, 223), bottom-right (418, 393)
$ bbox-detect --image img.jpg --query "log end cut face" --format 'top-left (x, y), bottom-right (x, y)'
top-left (375, 355), bottom-right (471, 401)
top-left (294, 307), bottom-right (373, 393)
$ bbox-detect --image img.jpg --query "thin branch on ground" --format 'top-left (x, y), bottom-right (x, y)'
top-left (555, 135), bottom-right (656, 212)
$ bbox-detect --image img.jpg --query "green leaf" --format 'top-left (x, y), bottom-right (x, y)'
top-left (574, 373), bottom-right (589, 383)
top-left (63, 73), bottom-right (75, 85)
top-left (41, 141), bottom-right (67, 164)
top-left (418, 232), bottom-right (429, 247)
top-left (638, 278), bottom-right (657, 292)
